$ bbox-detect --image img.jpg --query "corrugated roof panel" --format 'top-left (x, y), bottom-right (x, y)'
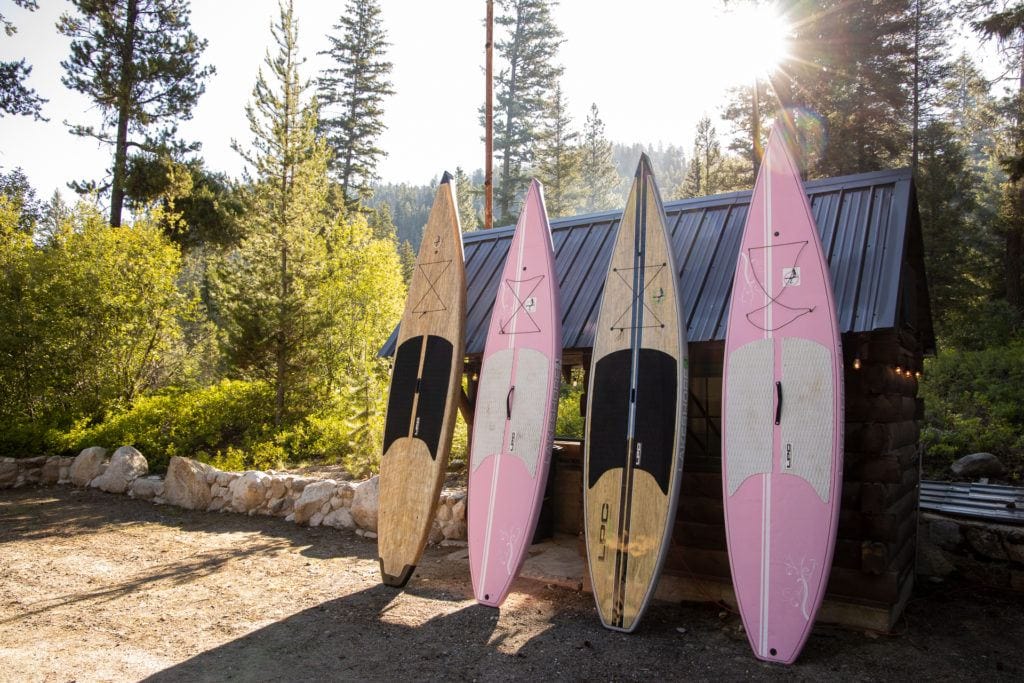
top-left (380, 167), bottom-right (930, 359)
top-left (559, 221), bottom-right (616, 349)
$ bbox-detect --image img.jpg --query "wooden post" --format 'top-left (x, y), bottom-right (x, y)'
top-left (484, 0), bottom-right (494, 229)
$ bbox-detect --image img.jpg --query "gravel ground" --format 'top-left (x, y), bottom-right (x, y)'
top-left (1, 486), bottom-right (1022, 682)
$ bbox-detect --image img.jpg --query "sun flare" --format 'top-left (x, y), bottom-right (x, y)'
top-left (719, 3), bottom-right (791, 83)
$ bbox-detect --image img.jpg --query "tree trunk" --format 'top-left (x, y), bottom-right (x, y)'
top-left (110, 0), bottom-right (139, 228)
top-left (911, 0), bottom-right (921, 176)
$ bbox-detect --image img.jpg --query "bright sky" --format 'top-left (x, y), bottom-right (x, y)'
top-left (2, 1), bottom-right (802, 200)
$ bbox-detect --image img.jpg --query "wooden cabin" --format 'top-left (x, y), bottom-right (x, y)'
top-left (382, 167), bottom-right (933, 631)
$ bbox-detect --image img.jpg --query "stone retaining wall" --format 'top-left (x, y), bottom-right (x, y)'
top-left (0, 449), bottom-right (468, 544)
top-left (917, 511), bottom-right (1024, 591)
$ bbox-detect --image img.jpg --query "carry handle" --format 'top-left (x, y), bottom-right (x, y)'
top-left (775, 381), bottom-right (783, 425)
top-left (506, 385), bottom-right (515, 420)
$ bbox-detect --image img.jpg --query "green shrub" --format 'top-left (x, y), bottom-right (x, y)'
top-left (920, 341), bottom-right (1024, 481)
top-left (555, 368), bottom-right (585, 440)
top-left (59, 379), bottom-right (275, 472)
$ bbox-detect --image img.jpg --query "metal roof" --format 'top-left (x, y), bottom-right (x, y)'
top-left (920, 480), bottom-right (1024, 525)
top-left (381, 167), bottom-right (934, 358)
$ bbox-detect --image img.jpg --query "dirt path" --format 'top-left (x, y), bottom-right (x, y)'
top-left (1, 487), bottom-right (1022, 682)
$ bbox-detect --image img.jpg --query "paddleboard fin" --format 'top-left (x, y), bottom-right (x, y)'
top-left (379, 559), bottom-right (416, 588)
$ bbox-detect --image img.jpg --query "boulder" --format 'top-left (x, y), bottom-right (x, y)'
top-left (351, 475), bottom-right (380, 532)
top-left (229, 471), bottom-right (270, 512)
top-left (163, 456), bottom-right (214, 510)
top-left (41, 456), bottom-right (62, 484)
top-left (951, 452), bottom-right (1005, 478)
top-left (323, 508), bottom-right (355, 530)
top-left (293, 480), bottom-right (338, 525)
top-left (0, 458), bottom-right (17, 486)
top-left (91, 446), bottom-right (148, 494)
top-left (130, 477), bottom-right (164, 501)
top-left (70, 447), bottom-right (107, 487)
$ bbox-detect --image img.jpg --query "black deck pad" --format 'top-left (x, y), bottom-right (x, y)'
top-left (588, 348), bottom-right (677, 495)
top-left (382, 336), bottom-right (423, 455)
top-left (413, 335), bottom-right (454, 460)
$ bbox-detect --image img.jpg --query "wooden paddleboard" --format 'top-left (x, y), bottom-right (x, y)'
top-left (722, 123), bottom-right (844, 663)
top-left (583, 155), bottom-right (687, 632)
top-left (468, 179), bottom-right (562, 607)
top-left (378, 172), bottom-right (467, 588)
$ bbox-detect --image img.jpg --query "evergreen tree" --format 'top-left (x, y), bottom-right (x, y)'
top-left (1, 0), bottom-right (46, 119)
top-left (679, 116), bottom-right (723, 198)
top-left (454, 167), bottom-right (479, 231)
top-left (721, 80), bottom-right (770, 185)
top-left (970, 1), bottom-right (1024, 316)
top-left (910, 0), bottom-right (953, 173)
top-left (216, 0), bottom-right (330, 427)
top-left (0, 167), bottom-right (40, 234)
top-left (58, 0), bottom-right (214, 227)
top-left (535, 84), bottom-right (581, 218)
top-left (723, 0), bottom-right (914, 178)
top-left (578, 103), bottom-right (619, 213)
top-left (318, 0), bottom-right (394, 211)
top-left (397, 239), bottom-right (416, 284)
top-left (491, 0), bottom-right (564, 222)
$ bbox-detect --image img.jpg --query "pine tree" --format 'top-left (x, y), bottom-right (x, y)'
top-left (454, 167), bottom-right (479, 231)
top-left (910, 0), bottom-right (953, 173)
top-left (535, 84), bottom-right (581, 218)
top-left (318, 0), bottom-right (394, 211)
top-left (58, 0), bottom-right (214, 227)
top-left (217, 0), bottom-right (330, 427)
top-left (1, 0), bottom-right (46, 119)
top-left (491, 0), bottom-right (564, 223)
top-left (679, 116), bottom-right (723, 198)
top-left (579, 103), bottom-right (620, 213)
top-left (971, 2), bottom-right (1024, 316)
top-left (722, 0), bottom-right (915, 178)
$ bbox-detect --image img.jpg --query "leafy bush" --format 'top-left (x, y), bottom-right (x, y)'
top-left (920, 341), bottom-right (1024, 481)
top-left (59, 380), bottom-right (276, 472)
top-left (555, 368), bottom-right (585, 440)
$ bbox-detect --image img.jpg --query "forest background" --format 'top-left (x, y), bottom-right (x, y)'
top-left (1, 0), bottom-right (1022, 481)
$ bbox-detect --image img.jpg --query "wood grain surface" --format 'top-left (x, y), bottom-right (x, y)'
top-left (378, 175), bottom-right (466, 587)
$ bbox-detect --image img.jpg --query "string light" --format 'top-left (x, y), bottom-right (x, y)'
top-left (915, 370), bottom-right (922, 379)
top-left (853, 357), bottom-right (861, 370)
top-left (895, 365), bottom-right (902, 375)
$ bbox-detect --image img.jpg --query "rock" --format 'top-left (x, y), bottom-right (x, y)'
top-left (339, 482), bottom-right (356, 507)
top-left (928, 517), bottom-right (962, 549)
top-left (951, 452), bottom-right (1005, 478)
top-left (91, 446), bottom-right (148, 494)
top-left (323, 508), bottom-right (355, 529)
top-left (310, 511), bottom-right (325, 527)
top-left (205, 470), bottom-right (218, 485)
top-left (329, 495), bottom-right (343, 510)
top-left (319, 501), bottom-right (332, 516)
top-left (351, 476), bottom-right (380, 531)
top-left (428, 520), bottom-right (444, 545)
top-left (270, 478), bottom-right (287, 500)
top-left (293, 480), bottom-right (338, 525)
top-left (41, 456), bottom-right (62, 484)
top-left (216, 472), bottom-right (232, 486)
top-left (285, 512), bottom-right (296, 522)
top-left (130, 476), bottom-right (164, 501)
top-left (163, 456), bottom-right (214, 510)
top-left (452, 496), bottom-right (466, 521)
top-left (267, 498), bottom-right (285, 515)
top-left (965, 526), bottom-right (1008, 561)
top-left (229, 471), bottom-right (270, 512)
top-left (0, 458), bottom-right (17, 486)
top-left (436, 504), bottom-right (452, 522)
top-left (442, 518), bottom-right (467, 541)
top-left (70, 447), bottom-right (107, 487)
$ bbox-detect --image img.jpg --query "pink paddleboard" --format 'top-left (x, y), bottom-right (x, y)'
top-left (468, 180), bottom-right (562, 607)
top-left (722, 122), bottom-right (844, 664)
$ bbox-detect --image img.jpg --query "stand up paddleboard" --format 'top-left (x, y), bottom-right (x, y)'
top-left (584, 155), bottom-right (687, 632)
top-left (722, 123), bottom-right (844, 663)
top-left (468, 179), bottom-right (562, 607)
top-left (379, 172), bottom-right (466, 588)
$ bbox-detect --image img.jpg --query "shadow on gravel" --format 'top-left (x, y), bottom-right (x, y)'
top-left (0, 486), bottom-right (374, 562)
